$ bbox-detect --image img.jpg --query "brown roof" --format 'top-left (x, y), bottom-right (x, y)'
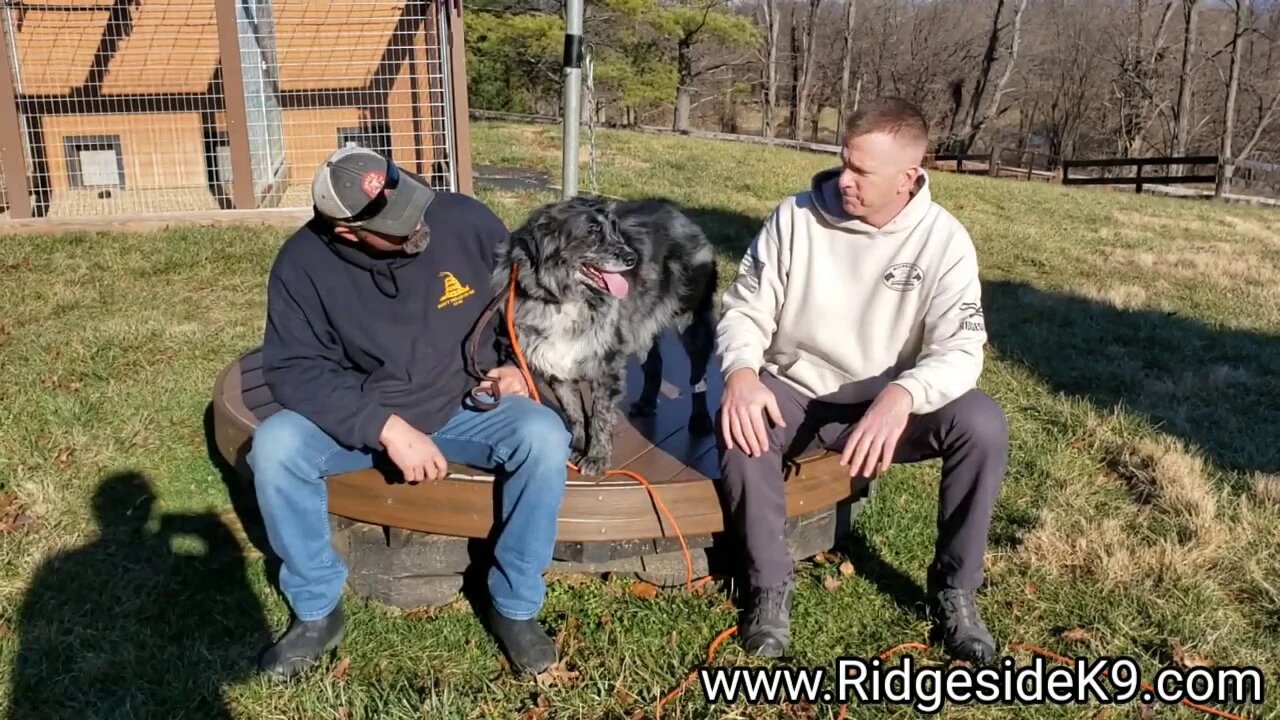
top-left (8, 0), bottom-right (409, 96)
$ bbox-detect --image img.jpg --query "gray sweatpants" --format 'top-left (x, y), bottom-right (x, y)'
top-left (715, 371), bottom-right (1009, 591)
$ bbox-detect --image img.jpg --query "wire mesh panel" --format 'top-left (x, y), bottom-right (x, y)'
top-left (262, 0), bottom-right (458, 209)
top-left (0, 0), bottom-right (459, 220)
top-left (0, 0), bottom-right (224, 218)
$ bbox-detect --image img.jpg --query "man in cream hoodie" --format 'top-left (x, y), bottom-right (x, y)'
top-left (715, 98), bottom-right (1008, 664)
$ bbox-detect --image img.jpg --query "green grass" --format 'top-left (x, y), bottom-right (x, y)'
top-left (2, 120), bottom-right (1280, 719)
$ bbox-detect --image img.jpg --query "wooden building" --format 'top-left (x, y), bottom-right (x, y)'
top-left (0, 0), bottom-right (473, 220)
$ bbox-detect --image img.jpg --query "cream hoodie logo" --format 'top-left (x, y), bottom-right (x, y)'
top-left (882, 263), bottom-right (924, 291)
top-left (960, 301), bottom-right (985, 332)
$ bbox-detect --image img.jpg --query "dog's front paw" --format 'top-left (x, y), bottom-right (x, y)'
top-left (628, 399), bottom-right (657, 418)
top-left (688, 409), bottom-right (713, 436)
top-left (569, 428), bottom-right (587, 454)
top-left (574, 452), bottom-right (612, 477)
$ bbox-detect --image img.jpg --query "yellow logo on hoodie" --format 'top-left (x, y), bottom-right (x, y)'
top-left (438, 271), bottom-right (475, 308)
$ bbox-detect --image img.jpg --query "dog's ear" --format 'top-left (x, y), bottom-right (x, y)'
top-left (508, 205), bottom-right (562, 269)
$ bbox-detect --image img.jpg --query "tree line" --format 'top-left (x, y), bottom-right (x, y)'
top-left (463, 0), bottom-right (1280, 167)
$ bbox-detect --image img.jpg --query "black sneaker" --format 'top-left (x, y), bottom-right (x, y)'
top-left (258, 602), bottom-right (346, 679)
top-left (740, 574), bottom-right (794, 658)
top-left (486, 606), bottom-right (558, 674)
top-left (929, 587), bottom-right (996, 664)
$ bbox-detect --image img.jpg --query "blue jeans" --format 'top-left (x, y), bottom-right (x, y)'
top-left (246, 394), bottom-right (572, 622)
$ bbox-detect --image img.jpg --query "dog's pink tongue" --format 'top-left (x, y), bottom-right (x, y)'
top-left (600, 271), bottom-right (630, 298)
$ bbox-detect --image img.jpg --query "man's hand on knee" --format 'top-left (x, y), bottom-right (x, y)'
top-left (380, 414), bottom-right (448, 483)
top-left (477, 364), bottom-right (529, 398)
top-left (840, 383), bottom-right (912, 478)
top-left (720, 368), bottom-right (786, 458)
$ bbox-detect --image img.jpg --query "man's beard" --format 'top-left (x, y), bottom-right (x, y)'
top-left (401, 227), bottom-right (430, 254)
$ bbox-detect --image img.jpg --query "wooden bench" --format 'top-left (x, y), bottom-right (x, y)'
top-left (210, 333), bottom-right (873, 608)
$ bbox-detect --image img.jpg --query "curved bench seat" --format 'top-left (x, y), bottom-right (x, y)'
top-left (211, 344), bottom-right (867, 546)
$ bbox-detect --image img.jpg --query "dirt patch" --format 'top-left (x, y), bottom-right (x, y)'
top-left (1016, 434), bottom-right (1227, 587)
top-left (1111, 209), bottom-right (1219, 243)
top-left (1078, 283), bottom-right (1148, 310)
top-left (1105, 436), bottom-right (1220, 542)
top-left (1142, 364), bottom-right (1255, 397)
top-left (1223, 216), bottom-right (1280, 247)
top-left (1098, 245), bottom-right (1279, 286)
top-left (1252, 473), bottom-right (1280, 507)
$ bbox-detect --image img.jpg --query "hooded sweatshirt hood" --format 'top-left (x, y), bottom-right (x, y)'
top-left (808, 166), bottom-right (934, 236)
top-left (317, 222), bottom-right (419, 298)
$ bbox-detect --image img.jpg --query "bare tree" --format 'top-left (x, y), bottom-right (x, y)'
top-left (1216, 0), bottom-right (1250, 195)
top-left (788, 0), bottom-right (822, 140)
top-left (1236, 2), bottom-right (1280, 159)
top-left (758, 0), bottom-right (780, 138)
top-left (835, 0), bottom-right (858, 142)
top-left (947, 0), bottom-right (1029, 153)
top-left (1105, 0), bottom-right (1177, 155)
top-left (1172, 0), bottom-right (1201, 170)
top-left (1024, 0), bottom-right (1107, 162)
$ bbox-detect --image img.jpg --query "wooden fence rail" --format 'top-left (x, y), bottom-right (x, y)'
top-left (1062, 155), bottom-right (1220, 193)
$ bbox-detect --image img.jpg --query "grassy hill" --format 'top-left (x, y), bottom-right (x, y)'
top-left (1, 120), bottom-right (1277, 719)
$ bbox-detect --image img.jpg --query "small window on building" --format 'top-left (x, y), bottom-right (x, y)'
top-left (64, 135), bottom-right (125, 189)
top-left (337, 123), bottom-right (392, 162)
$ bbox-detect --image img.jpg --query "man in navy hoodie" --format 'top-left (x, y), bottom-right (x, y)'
top-left (248, 147), bottom-right (572, 678)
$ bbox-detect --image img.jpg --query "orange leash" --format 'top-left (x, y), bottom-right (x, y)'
top-left (501, 267), bottom-right (1253, 720)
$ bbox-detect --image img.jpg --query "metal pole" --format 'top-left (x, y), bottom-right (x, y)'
top-left (561, 0), bottom-right (583, 199)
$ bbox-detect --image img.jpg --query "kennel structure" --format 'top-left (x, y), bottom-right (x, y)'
top-left (0, 0), bottom-right (472, 220)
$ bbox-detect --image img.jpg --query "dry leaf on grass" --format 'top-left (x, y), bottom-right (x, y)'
top-left (1024, 583), bottom-right (1039, 597)
top-left (337, 708), bottom-right (350, 720)
top-left (1140, 703), bottom-right (1156, 720)
top-left (813, 552), bottom-right (831, 566)
top-left (780, 701), bottom-right (818, 718)
top-left (838, 561), bottom-right (855, 577)
top-left (0, 494), bottom-right (35, 535)
top-left (521, 695), bottom-right (552, 720)
top-left (1060, 627), bottom-right (1091, 643)
top-left (330, 656), bottom-right (351, 682)
top-left (629, 581), bottom-right (660, 600)
top-left (823, 576), bottom-right (841, 592)
top-left (536, 661), bottom-right (581, 688)
top-left (1172, 641), bottom-right (1211, 668)
top-left (667, 631), bottom-right (679, 648)
top-left (690, 576), bottom-right (717, 595)
top-left (54, 447), bottom-right (74, 470)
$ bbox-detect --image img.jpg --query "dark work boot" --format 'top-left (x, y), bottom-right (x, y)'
top-left (740, 574), bottom-right (794, 658)
top-left (486, 606), bottom-right (558, 674)
top-left (258, 602), bottom-right (346, 679)
top-left (929, 586), bottom-right (996, 664)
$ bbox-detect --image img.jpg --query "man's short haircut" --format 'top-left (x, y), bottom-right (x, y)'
top-left (841, 97), bottom-right (930, 151)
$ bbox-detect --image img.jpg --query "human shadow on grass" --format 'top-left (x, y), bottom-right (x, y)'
top-left (8, 471), bottom-right (272, 720)
top-left (983, 279), bottom-right (1280, 480)
top-left (203, 403), bottom-right (283, 596)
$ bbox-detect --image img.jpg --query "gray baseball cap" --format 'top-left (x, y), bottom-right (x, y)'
top-left (311, 146), bottom-right (434, 237)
